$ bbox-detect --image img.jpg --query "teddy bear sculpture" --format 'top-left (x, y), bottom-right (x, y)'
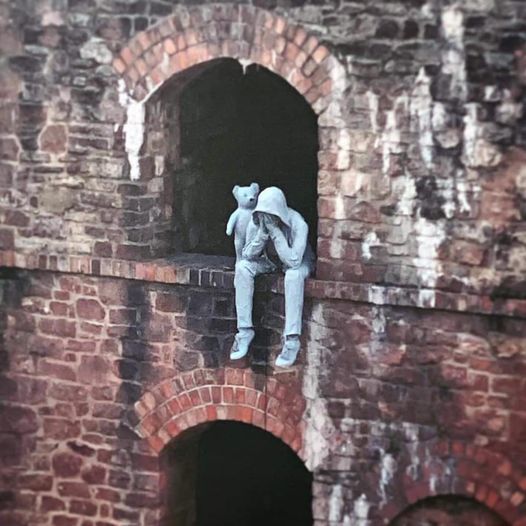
top-left (226, 183), bottom-right (260, 261)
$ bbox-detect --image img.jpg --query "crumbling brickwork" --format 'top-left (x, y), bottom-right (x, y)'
top-left (1, 0), bottom-right (526, 525)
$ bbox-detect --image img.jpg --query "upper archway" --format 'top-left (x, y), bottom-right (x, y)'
top-left (111, 5), bottom-right (346, 262)
top-left (112, 4), bottom-right (335, 110)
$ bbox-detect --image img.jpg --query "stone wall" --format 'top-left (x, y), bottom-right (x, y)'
top-left (1, 0), bottom-right (526, 525)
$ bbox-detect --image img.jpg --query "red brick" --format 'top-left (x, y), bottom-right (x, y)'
top-left (52, 516), bottom-right (78, 526)
top-left (0, 405), bottom-right (38, 434)
top-left (18, 473), bottom-right (53, 491)
top-left (52, 451), bottom-right (83, 477)
top-left (69, 499), bottom-right (97, 517)
top-left (95, 488), bottom-right (121, 503)
top-left (43, 418), bottom-right (81, 440)
top-left (76, 298), bottom-right (105, 321)
top-left (41, 496), bottom-right (66, 512)
top-left (40, 124), bottom-right (67, 153)
top-left (39, 318), bottom-right (76, 338)
top-left (81, 465), bottom-right (107, 484)
top-left (58, 481), bottom-right (91, 499)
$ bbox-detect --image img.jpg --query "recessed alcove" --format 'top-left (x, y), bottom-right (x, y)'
top-left (145, 58), bottom-right (319, 259)
top-left (161, 421), bottom-right (313, 526)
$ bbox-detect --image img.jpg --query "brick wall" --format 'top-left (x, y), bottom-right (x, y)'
top-left (1, 263), bottom-right (526, 524)
top-left (1, 0), bottom-right (526, 525)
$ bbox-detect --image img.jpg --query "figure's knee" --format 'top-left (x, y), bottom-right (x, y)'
top-left (235, 259), bottom-right (255, 278)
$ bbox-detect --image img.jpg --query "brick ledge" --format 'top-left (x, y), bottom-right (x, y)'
top-left (0, 251), bottom-right (525, 318)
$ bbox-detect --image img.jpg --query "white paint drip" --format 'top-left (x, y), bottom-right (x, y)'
top-left (329, 484), bottom-right (344, 522)
top-left (441, 4), bottom-right (467, 101)
top-left (412, 216), bottom-right (446, 292)
top-left (410, 67), bottom-right (434, 169)
top-left (395, 171), bottom-right (417, 216)
top-left (238, 58), bottom-right (253, 75)
top-left (302, 303), bottom-right (336, 472)
top-left (380, 453), bottom-right (397, 502)
top-left (361, 231), bottom-right (380, 260)
top-left (368, 285), bottom-right (387, 305)
top-left (372, 306), bottom-right (386, 335)
top-left (463, 103), bottom-right (502, 167)
top-left (381, 94), bottom-right (408, 176)
top-left (463, 103), bottom-right (479, 167)
top-left (118, 79), bottom-right (146, 181)
top-left (353, 494), bottom-right (370, 522)
top-left (366, 89), bottom-right (379, 137)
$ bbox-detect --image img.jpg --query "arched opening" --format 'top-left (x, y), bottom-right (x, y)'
top-left (144, 58), bottom-right (319, 259)
top-left (160, 420), bottom-right (312, 526)
top-left (390, 495), bottom-right (509, 526)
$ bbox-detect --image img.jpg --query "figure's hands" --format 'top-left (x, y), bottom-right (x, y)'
top-left (262, 214), bottom-right (280, 235)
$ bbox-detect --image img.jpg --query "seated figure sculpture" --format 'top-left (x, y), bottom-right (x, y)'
top-left (230, 186), bottom-right (315, 367)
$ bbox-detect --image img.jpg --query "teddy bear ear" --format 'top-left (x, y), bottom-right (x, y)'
top-left (232, 185), bottom-right (240, 197)
top-left (250, 182), bottom-right (259, 194)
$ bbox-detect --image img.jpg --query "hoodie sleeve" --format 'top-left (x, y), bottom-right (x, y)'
top-left (242, 220), bottom-right (269, 260)
top-left (269, 215), bottom-right (308, 269)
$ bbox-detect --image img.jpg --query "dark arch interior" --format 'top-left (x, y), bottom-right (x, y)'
top-left (168, 58), bottom-right (319, 257)
top-left (391, 495), bottom-right (509, 526)
top-left (161, 420), bottom-right (313, 526)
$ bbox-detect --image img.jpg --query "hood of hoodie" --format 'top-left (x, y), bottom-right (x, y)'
top-left (253, 187), bottom-right (291, 227)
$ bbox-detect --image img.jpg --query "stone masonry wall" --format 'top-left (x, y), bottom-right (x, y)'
top-left (1, 0), bottom-right (526, 525)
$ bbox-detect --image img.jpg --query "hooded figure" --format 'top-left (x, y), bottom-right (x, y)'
top-left (230, 187), bottom-right (315, 367)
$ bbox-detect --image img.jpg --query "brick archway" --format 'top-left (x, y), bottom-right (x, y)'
top-left (380, 440), bottom-right (526, 526)
top-left (111, 4), bottom-right (348, 266)
top-left (112, 4), bottom-right (337, 111)
top-left (132, 367), bottom-right (307, 459)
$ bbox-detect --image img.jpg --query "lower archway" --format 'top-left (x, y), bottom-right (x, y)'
top-left (390, 495), bottom-right (508, 526)
top-left (161, 420), bottom-right (313, 526)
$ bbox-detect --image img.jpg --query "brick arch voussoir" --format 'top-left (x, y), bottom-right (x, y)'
top-left (133, 368), bottom-right (307, 461)
top-left (112, 4), bottom-right (333, 111)
top-left (380, 439), bottom-right (526, 526)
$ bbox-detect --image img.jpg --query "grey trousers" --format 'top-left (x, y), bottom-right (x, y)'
top-left (234, 259), bottom-right (311, 336)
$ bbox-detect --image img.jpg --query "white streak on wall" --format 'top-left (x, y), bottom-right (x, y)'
top-left (382, 94), bottom-right (408, 176)
top-left (368, 285), bottom-right (387, 305)
top-left (366, 89), bottom-right (379, 138)
top-left (394, 171), bottom-right (417, 216)
top-left (118, 79), bottom-right (146, 181)
top-left (463, 103), bottom-right (502, 167)
top-left (380, 453), bottom-right (397, 502)
top-left (362, 231), bottom-right (380, 260)
top-left (410, 67), bottom-right (434, 169)
top-left (353, 494), bottom-right (370, 523)
top-left (412, 216), bottom-right (446, 294)
top-left (302, 303), bottom-right (336, 471)
top-left (329, 484), bottom-right (344, 522)
top-left (441, 4), bottom-right (467, 101)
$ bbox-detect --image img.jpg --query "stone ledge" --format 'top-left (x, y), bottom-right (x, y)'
top-left (1, 250), bottom-right (525, 319)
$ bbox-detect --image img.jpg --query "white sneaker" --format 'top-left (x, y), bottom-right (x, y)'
top-left (230, 329), bottom-right (255, 360)
top-left (275, 338), bottom-right (300, 368)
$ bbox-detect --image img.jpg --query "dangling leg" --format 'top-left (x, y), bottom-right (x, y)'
top-left (275, 263), bottom-right (310, 367)
top-left (231, 259), bottom-right (271, 359)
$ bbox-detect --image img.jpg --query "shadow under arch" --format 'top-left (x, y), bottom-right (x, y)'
top-left (153, 56), bottom-right (319, 256)
top-left (390, 494), bottom-right (509, 526)
top-left (160, 420), bottom-right (313, 526)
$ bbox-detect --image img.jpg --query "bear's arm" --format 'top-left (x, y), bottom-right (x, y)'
top-left (226, 209), bottom-right (239, 236)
